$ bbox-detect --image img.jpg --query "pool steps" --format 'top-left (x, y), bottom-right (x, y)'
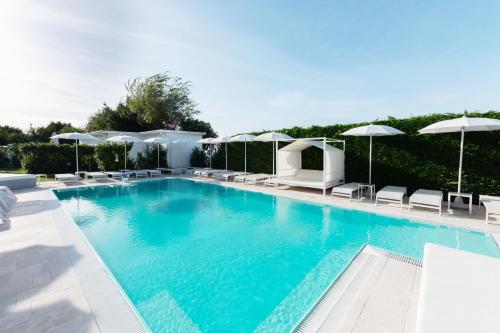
top-left (293, 245), bottom-right (421, 332)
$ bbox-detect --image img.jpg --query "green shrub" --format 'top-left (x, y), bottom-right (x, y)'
top-left (94, 143), bottom-right (133, 171)
top-left (190, 147), bottom-right (207, 167)
top-left (211, 111), bottom-right (500, 201)
top-left (135, 145), bottom-right (167, 169)
top-left (19, 143), bottom-right (95, 174)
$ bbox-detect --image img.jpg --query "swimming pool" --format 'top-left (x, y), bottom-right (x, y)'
top-left (54, 179), bottom-right (500, 332)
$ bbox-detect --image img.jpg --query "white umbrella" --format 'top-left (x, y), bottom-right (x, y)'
top-left (50, 132), bottom-right (99, 175)
top-left (212, 136), bottom-right (231, 170)
top-left (144, 137), bottom-right (168, 169)
top-left (419, 115), bottom-right (500, 198)
top-left (342, 124), bottom-right (404, 184)
top-left (106, 135), bottom-right (142, 170)
top-left (254, 132), bottom-right (293, 175)
top-left (228, 134), bottom-right (256, 173)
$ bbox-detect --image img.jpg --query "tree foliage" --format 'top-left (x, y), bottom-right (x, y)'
top-left (126, 73), bottom-right (200, 128)
top-left (85, 73), bottom-right (214, 136)
top-left (0, 126), bottom-right (27, 145)
top-left (87, 103), bottom-right (145, 132)
top-left (28, 121), bottom-right (80, 142)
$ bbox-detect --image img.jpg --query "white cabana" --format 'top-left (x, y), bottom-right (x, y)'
top-left (275, 138), bottom-right (345, 195)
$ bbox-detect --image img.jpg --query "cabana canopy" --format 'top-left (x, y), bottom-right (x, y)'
top-left (276, 138), bottom-right (345, 195)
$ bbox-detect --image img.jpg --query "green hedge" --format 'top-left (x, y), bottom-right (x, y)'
top-left (19, 143), bottom-right (136, 174)
top-left (94, 144), bottom-right (133, 171)
top-left (20, 143), bottom-right (96, 174)
top-left (211, 111), bottom-right (500, 200)
top-left (135, 145), bottom-right (167, 169)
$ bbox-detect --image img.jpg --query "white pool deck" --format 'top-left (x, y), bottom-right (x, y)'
top-left (1, 175), bottom-right (499, 332)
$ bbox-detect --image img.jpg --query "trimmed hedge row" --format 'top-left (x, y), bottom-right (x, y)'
top-left (210, 111), bottom-right (500, 200)
top-left (19, 142), bottom-right (166, 174)
top-left (20, 143), bottom-right (96, 174)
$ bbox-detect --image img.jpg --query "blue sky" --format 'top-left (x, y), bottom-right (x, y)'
top-left (1, 0), bottom-right (500, 135)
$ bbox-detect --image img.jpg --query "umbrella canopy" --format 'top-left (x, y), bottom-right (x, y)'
top-left (419, 116), bottom-right (500, 198)
top-left (106, 135), bottom-right (142, 170)
top-left (228, 134), bottom-right (256, 142)
top-left (228, 134), bottom-right (257, 173)
top-left (144, 137), bottom-right (168, 169)
top-left (50, 132), bottom-right (99, 174)
top-left (342, 124), bottom-right (405, 137)
top-left (342, 124), bottom-right (404, 184)
top-left (419, 116), bottom-right (500, 134)
top-left (254, 132), bottom-right (294, 175)
top-left (254, 132), bottom-right (293, 142)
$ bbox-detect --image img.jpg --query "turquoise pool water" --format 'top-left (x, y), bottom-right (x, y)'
top-left (54, 179), bottom-right (500, 332)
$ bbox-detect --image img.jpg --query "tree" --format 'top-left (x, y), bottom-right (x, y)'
top-left (86, 103), bottom-right (146, 132)
top-left (0, 125), bottom-right (27, 145)
top-left (126, 73), bottom-right (200, 128)
top-left (180, 117), bottom-right (216, 138)
top-left (27, 121), bottom-right (80, 142)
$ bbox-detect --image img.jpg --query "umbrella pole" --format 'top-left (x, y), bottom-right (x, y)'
top-left (458, 128), bottom-right (465, 195)
top-left (369, 135), bottom-right (372, 184)
top-left (244, 140), bottom-right (247, 173)
top-left (272, 141), bottom-right (275, 176)
top-left (157, 144), bottom-right (160, 169)
top-left (225, 142), bottom-right (228, 171)
top-left (124, 143), bottom-right (127, 170)
top-left (75, 140), bottom-right (79, 176)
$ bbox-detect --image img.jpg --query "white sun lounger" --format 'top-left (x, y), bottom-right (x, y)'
top-left (158, 168), bottom-right (183, 175)
top-left (105, 171), bottom-right (126, 180)
top-left (201, 169), bottom-right (222, 177)
top-left (134, 170), bottom-right (149, 178)
top-left (85, 172), bottom-right (109, 182)
top-left (479, 195), bottom-right (500, 205)
top-left (193, 168), bottom-right (212, 177)
top-left (242, 173), bottom-right (271, 185)
top-left (375, 186), bottom-right (407, 208)
top-left (213, 171), bottom-right (237, 181)
top-left (55, 174), bottom-right (78, 183)
top-left (484, 201), bottom-right (500, 223)
top-left (0, 193), bottom-right (12, 211)
top-left (409, 189), bottom-right (443, 215)
top-left (0, 186), bottom-right (16, 202)
top-left (146, 169), bottom-right (162, 177)
top-left (331, 182), bottom-right (361, 201)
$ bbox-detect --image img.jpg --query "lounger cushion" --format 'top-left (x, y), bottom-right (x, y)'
top-left (376, 186), bottom-right (407, 201)
top-left (331, 182), bottom-right (360, 195)
top-left (484, 201), bottom-right (500, 214)
top-left (409, 189), bottom-right (442, 206)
